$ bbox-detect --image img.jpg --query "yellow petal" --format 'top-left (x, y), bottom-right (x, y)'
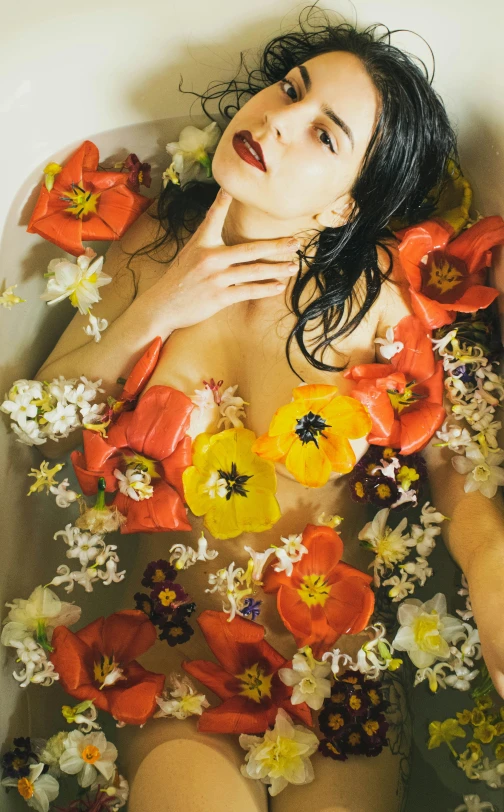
top-left (182, 466), bottom-right (212, 516)
top-left (284, 438), bottom-right (332, 488)
top-left (319, 434), bottom-right (356, 474)
top-left (251, 432), bottom-right (294, 461)
top-left (320, 395), bottom-right (372, 439)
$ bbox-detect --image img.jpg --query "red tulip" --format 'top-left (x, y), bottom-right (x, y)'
top-left (182, 610), bottom-right (312, 734)
top-left (27, 140), bottom-right (152, 256)
top-left (50, 610), bottom-right (165, 726)
top-left (71, 384), bottom-right (194, 533)
top-left (262, 525), bottom-right (374, 659)
top-left (343, 315), bottom-right (446, 455)
top-left (396, 217), bottom-right (504, 329)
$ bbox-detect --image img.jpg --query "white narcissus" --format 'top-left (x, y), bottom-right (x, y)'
top-left (165, 121), bottom-right (221, 187)
top-left (278, 647), bottom-right (331, 710)
top-left (41, 248), bottom-right (111, 315)
top-left (454, 794), bottom-right (496, 811)
top-left (2, 585), bottom-right (81, 647)
top-left (59, 730), bottom-right (117, 788)
top-left (392, 593), bottom-right (464, 668)
top-left (240, 708), bottom-right (319, 796)
top-left (1, 762), bottom-right (59, 812)
top-left (452, 443), bottom-right (504, 498)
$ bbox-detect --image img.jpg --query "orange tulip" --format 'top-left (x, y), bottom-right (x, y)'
top-left (27, 140), bottom-right (152, 256)
top-left (183, 610), bottom-right (312, 734)
top-left (344, 315), bottom-right (446, 455)
top-left (262, 524), bottom-right (374, 658)
top-left (396, 217), bottom-right (504, 329)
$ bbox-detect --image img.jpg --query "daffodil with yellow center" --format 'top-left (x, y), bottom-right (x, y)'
top-left (252, 383), bottom-right (372, 488)
top-left (182, 427), bottom-right (281, 539)
top-left (297, 574), bottom-right (331, 607)
top-left (237, 663), bottom-right (273, 703)
top-left (60, 181), bottom-right (101, 219)
top-left (17, 777), bottom-right (35, 799)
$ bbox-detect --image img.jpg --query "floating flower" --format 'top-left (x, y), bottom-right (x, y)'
top-left (75, 479), bottom-right (125, 534)
top-left (182, 610), bottom-right (312, 734)
top-left (428, 718), bottom-right (466, 756)
top-left (239, 708), bottom-right (319, 797)
top-left (344, 315), bottom-right (446, 454)
top-left (154, 674), bottom-right (209, 720)
top-left (2, 585), bottom-right (81, 652)
top-left (452, 444), bottom-right (504, 498)
top-left (71, 385), bottom-right (194, 534)
top-left (49, 610), bottom-right (165, 725)
top-left (392, 593), bottom-right (465, 668)
top-left (165, 122), bottom-right (221, 187)
top-left (122, 153), bottom-right (152, 191)
top-left (169, 532), bottom-right (219, 571)
top-left (396, 216), bottom-right (504, 329)
top-left (1, 762), bottom-right (59, 812)
top-left (182, 427), bottom-right (281, 539)
top-left (40, 248), bottom-right (111, 315)
top-left (262, 524), bottom-right (374, 658)
top-left (454, 796), bottom-right (496, 812)
top-left (1, 737), bottom-right (39, 780)
top-left (61, 700), bottom-right (100, 733)
top-left (84, 313), bottom-right (109, 343)
top-left (27, 140), bottom-right (152, 256)
top-left (252, 383), bottom-right (372, 488)
top-left (26, 461), bottom-right (64, 496)
top-left (278, 647), bottom-right (332, 711)
top-left (59, 730), bottom-right (117, 788)
top-left (0, 283), bottom-right (25, 309)
top-left (358, 507), bottom-right (412, 582)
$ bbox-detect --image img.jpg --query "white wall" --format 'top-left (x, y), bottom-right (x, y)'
top-left (1, 1), bottom-right (503, 808)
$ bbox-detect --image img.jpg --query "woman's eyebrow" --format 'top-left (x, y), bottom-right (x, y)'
top-left (297, 64), bottom-right (355, 150)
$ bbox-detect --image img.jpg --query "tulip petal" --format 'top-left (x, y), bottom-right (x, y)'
top-left (196, 611), bottom-right (286, 676)
top-left (125, 386), bottom-right (194, 460)
top-left (277, 585), bottom-right (313, 640)
top-left (182, 659), bottom-right (239, 700)
top-left (101, 610), bottom-right (158, 663)
top-left (114, 479), bottom-right (191, 534)
top-left (297, 524), bottom-right (344, 581)
top-left (196, 695), bottom-right (277, 734)
top-left (284, 436), bottom-right (332, 487)
top-left (447, 215), bottom-right (504, 274)
top-left (50, 624), bottom-right (95, 689)
top-left (121, 337), bottom-right (163, 401)
top-left (106, 663), bottom-right (165, 726)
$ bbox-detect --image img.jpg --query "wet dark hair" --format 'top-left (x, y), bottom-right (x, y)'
top-left (126, 1), bottom-right (458, 377)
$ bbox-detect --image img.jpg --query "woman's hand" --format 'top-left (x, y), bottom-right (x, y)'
top-left (464, 541), bottom-right (504, 699)
top-left (142, 188), bottom-right (301, 330)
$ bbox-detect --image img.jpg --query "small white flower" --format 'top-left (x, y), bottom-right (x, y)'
top-left (41, 250), bottom-right (111, 315)
top-left (321, 647), bottom-right (353, 677)
top-left (205, 561), bottom-right (252, 621)
top-left (278, 647), bottom-right (331, 710)
top-left (169, 531), bottom-right (218, 570)
top-left (444, 664), bottom-right (479, 691)
top-left (474, 757), bottom-right (504, 789)
top-left (44, 401), bottom-right (79, 436)
top-left (114, 467), bottom-right (153, 501)
top-left (358, 508), bottom-right (413, 582)
top-left (243, 546), bottom-right (276, 583)
top-left (401, 556), bottom-right (433, 587)
top-left (409, 522), bottom-right (440, 557)
top-left (84, 313), bottom-right (109, 342)
top-left (50, 478), bottom-right (80, 508)
top-left (239, 708), bottom-right (319, 796)
top-left (1, 762), bottom-right (59, 811)
top-left (435, 419), bottom-right (473, 450)
top-left (154, 674), bottom-right (210, 720)
top-left (12, 421), bottom-right (46, 446)
top-left (65, 530), bottom-right (104, 567)
top-left (375, 326), bottom-right (404, 359)
top-left (1, 391), bottom-right (38, 428)
top-left (419, 501), bottom-right (446, 527)
top-left (217, 384), bottom-right (248, 429)
top-left (348, 623), bottom-right (403, 678)
top-left (383, 570), bottom-right (416, 601)
top-left (272, 534), bottom-right (309, 577)
top-left (392, 593), bottom-right (465, 668)
top-left (165, 121), bottom-right (221, 187)
top-left (59, 730), bottom-right (117, 788)
top-left (188, 384), bottom-right (220, 439)
top-left (452, 443), bottom-right (504, 498)
top-left (414, 662), bottom-right (449, 692)
top-left (454, 795), bottom-right (495, 812)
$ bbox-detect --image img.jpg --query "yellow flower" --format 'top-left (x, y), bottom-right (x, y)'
top-left (182, 428), bottom-right (281, 539)
top-left (471, 709), bottom-right (486, 727)
top-left (473, 721), bottom-right (498, 744)
top-left (27, 461), bottom-right (64, 495)
top-left (476, 696), bottom-right (494, 711)
top-left (495, 743), bottom-right (504, 760)
top-left (252, 384), bottom-right (372, 488)
top-left (466, 740), bottom-right (484, 761)
top-left (43, 161), bottom-right (62, 192)
top-left (428, 719), bottom-right (466, 756)
top-left (0, 284), bottom-right (25, 309)
top-left (456, 709), bottom-right (473, 726)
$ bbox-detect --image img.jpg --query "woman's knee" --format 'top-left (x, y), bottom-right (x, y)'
top-left (128, 734), bottom-right (268, 812)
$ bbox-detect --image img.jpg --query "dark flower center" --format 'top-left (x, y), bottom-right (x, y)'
top-left (217, 461), bottom-right (252, 500)
top-left (294, 411), bottom-right (331, 446)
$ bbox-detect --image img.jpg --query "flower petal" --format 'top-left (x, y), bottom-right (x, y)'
top-left (196, 694), bottom-right (277, 734)
top-left (182, 659), bottom-right (238, 700)
top-left (284, 437), bottom-right (332, 488)
top-left (102, 610), bottom-right (158, 663)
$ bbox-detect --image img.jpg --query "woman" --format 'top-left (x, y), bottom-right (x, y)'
top-left (35, 9), bottom-right (504, 811)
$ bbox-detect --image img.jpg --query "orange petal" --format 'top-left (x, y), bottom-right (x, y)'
top-left (319, 395), bottom-right (373, 439)
top-left (448, 215), bottom-right (504, 274)
top-left (251, 431), bottom-right (294, 460)
top-left (393, 315), bottom-right (435, 381)
top-left (121, 337), bottom-right (163, 401)
top-left (318, 434), bottom-right (356, 474)
top-left (102, 610), bottom-right (158, 663)
top-left (107, 663), bottom-right (165, 725)
top-left (277, 585), bottom-right (313, 641)
top-left (182, 659), bottom-right (238, 700)
top-left (297, 524), bottom-right (344, 580)
top-left (196, 695), bottom-right (277, 734)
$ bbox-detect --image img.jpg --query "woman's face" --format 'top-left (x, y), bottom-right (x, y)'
top-left (211, 50), bottom-right (380, 225)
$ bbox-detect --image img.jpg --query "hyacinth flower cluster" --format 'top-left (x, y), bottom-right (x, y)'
top-left (318, 670), bottom-right (389, 761)
top-left (134, 559), bottom-right (196, 646)
top-left (0, 375), bottom-right (105, 446)
top-left (0, 706), bottom-right (128, 812)
top-left (428, 696), bottom-right (504, 790)
top-left (431, 320), bottom-right (504, 498)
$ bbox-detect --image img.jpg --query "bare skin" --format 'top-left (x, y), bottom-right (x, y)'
top-left (35, 49), bottom-right (504, 810)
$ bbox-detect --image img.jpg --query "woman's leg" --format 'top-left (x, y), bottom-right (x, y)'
top-left (123, 716), bottom-right (269, 812)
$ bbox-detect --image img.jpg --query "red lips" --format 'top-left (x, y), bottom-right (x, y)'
top-left (235, 130), bottom-right (266, 170)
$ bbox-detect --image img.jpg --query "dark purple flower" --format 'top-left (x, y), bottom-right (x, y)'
top-left (141, 559), bottom-right (177, 589)
top-left (159, 619), bottom-right (194, 646)
top-left (124, 153), bottom-right (152, 190)
top-left (151, 580), bottom-right (189, 613)
top-left (239, 598), bottom-right (262, 620)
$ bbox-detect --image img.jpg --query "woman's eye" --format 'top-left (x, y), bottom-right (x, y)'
top-left (278, 78), bottom-right (336, 154)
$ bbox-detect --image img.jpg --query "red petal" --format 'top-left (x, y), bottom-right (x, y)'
top-left (121, 338), bottom-right (163, 401)
top-left (393, 315), bottom-right (435, 381)
top-left (397, 221), bottom-right (450, 290)
top-left (278, 697), bottom-right (313, 727)
top-left (408, 287), bottom-right (455, 329)
top-left (160, 434), bottom-right (193, 499)
top-left (324, 573), bottom-right (375, 636)
top-left (102, 610), bottom-right (158, 663)
top-left (82, 170), bottom-right (128, 191)
top-left (196, 611), bottom-right (286, 676)
top-left (447, 215), bottom-right (504, 274)
top-left (52, 141), bottom-right (100, 192)
top-left (106, 662), bottom-right (165, 726)
top-left (277, 585), bottom-right (313, 641)
top-left (50, 625), bottom-right (94, 690)
top-left (197, 695), bottom-right (277, 734)
top-left (27, 211), bottom-right (84, 256)
top-left (182, 660), bottom-right (239, 700)
top-left (351, 384), bottom-right (396, 441)
top-left (79, 212), bottom-right (118, 242)
top-left (88, 184), bottom-right (152, 238)
top-left (123, 386), bottom-right (194, 460)
top-left (297, 524), bottom-right (344, 581)
top-left (114, 479), bottom-right (191, 534)
top-left (445, 284), bottom-right (499, 313)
